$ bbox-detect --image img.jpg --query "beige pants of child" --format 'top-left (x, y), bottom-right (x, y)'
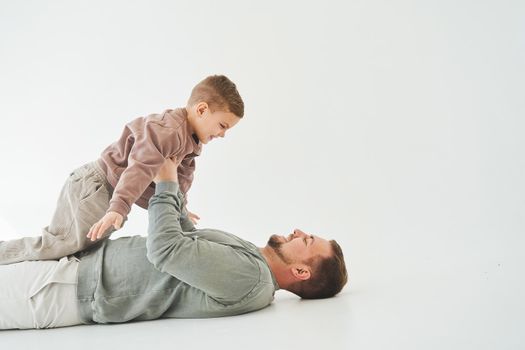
top-left (0, 256), bottom-right (82, 329)
top-left (0, 162), bottom-right (113, 265)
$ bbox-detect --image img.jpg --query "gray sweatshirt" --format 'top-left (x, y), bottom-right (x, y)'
top-left (76, 182), bottom-right (278, 323)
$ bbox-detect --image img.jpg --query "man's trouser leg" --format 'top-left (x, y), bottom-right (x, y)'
top-left (0, 162), bottom-right (112, 265)
top-left (0, 256), bottom-right (82, 329)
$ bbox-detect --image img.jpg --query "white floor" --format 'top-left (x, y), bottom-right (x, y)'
top-left (2, 238), bottom-right (523, 350)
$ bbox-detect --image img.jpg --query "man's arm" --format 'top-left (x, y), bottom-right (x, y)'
top-left (178, 156), bottom-right (201, 225)
top-left (177, 156), bottom-right (195, 203)
top-left (146, 182), bottom-right (259, 302)
top-left (146, 159), bottom-right (259, 302)
top-left (175, 189), bottom-right (197, 232)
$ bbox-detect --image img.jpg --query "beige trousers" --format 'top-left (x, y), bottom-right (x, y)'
top-left (0, 162), bottom-right (113, 265)
top-left (0, 256), bottom-right (82, 329)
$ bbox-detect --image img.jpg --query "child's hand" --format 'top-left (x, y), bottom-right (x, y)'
top-left (87, 211), bottom-right (124, 241)
top-left (187, 210), bottom-right (200, 224)
top-left (154, 157), bottom-right (181, 183)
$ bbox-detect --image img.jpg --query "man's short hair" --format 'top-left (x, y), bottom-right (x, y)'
top-left (188, 75), bottom-right (244, 118)
top-left (291, 240), bottom-right (348, 299)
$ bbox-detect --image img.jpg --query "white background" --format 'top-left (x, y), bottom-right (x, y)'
top-left (1, 0), bottom-right (524, 349)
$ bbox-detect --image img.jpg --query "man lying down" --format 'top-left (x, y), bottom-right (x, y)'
top-left (0, 158), bottom-right (348, 329)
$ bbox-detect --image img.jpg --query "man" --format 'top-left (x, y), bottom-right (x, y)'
top-left (0, 158), bottom-right (348, 329)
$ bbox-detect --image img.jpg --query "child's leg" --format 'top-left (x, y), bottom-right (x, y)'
top-left (0, 162), bottom-right (112, 264)
top-left (0, 257), bottom-right (82, 329)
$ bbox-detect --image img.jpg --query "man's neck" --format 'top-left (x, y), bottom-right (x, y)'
top-left (259, 247), bottom-right (290, 290)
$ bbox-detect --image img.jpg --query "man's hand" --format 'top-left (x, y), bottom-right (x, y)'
top-left (87, 211), bottom-right (124, 241)
top-left (154, 157), bottom-right (181, 183)
top-left (187, 210), bottom-right (200, 224)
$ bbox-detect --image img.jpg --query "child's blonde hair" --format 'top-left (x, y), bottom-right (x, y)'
top-left (188, 75), bottom-right (244, 118)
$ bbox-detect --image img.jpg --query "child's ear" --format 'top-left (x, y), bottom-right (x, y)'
top-left (196, 102), bottom-right (209, 117)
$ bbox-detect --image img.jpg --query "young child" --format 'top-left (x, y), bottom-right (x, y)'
top-left (0, 75), bottom-right (244, 265)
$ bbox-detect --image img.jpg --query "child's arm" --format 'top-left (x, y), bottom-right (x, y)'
top-left (87, 211), bottom-right (124, 241)
top-left (88, 115), bottom-right (187, 241)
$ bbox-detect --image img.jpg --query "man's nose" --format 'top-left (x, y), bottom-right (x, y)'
top-left (293, 229), bottom-right (307, 238)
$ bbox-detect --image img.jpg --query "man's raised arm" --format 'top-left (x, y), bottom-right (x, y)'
top-left (146, 158), bottom-right (260, 302)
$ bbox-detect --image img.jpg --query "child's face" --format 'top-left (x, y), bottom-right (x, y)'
top-left (192, 105), bottom-right (240, 144)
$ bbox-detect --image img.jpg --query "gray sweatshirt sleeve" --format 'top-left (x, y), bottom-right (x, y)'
top-left (146, 182), bottom-right (260, 303)
top-left (171, 189), bottom-right (196, 232)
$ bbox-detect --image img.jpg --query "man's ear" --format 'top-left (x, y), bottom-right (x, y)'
top-left (291, 264), bottom-right (311, 281)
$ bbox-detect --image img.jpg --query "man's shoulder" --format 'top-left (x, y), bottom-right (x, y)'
top-left (193, 229), bottom-right (276, 286)
top-left (192, 229), bottom-right (257, 250)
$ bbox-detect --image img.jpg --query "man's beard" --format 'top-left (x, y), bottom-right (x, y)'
top-left (267, 235), bottom-right (292, 264)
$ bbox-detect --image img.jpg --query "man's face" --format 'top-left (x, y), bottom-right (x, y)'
top-left (267, 229), bottom-right (332, 265)
top-left (193, 107), bottom-right (240, 144)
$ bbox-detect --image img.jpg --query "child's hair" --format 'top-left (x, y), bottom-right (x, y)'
top-left (188, 75), bottom-right (244, 118)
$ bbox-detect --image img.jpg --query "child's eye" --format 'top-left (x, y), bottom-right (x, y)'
top-left (220, 124), bottom-right (226, 129)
